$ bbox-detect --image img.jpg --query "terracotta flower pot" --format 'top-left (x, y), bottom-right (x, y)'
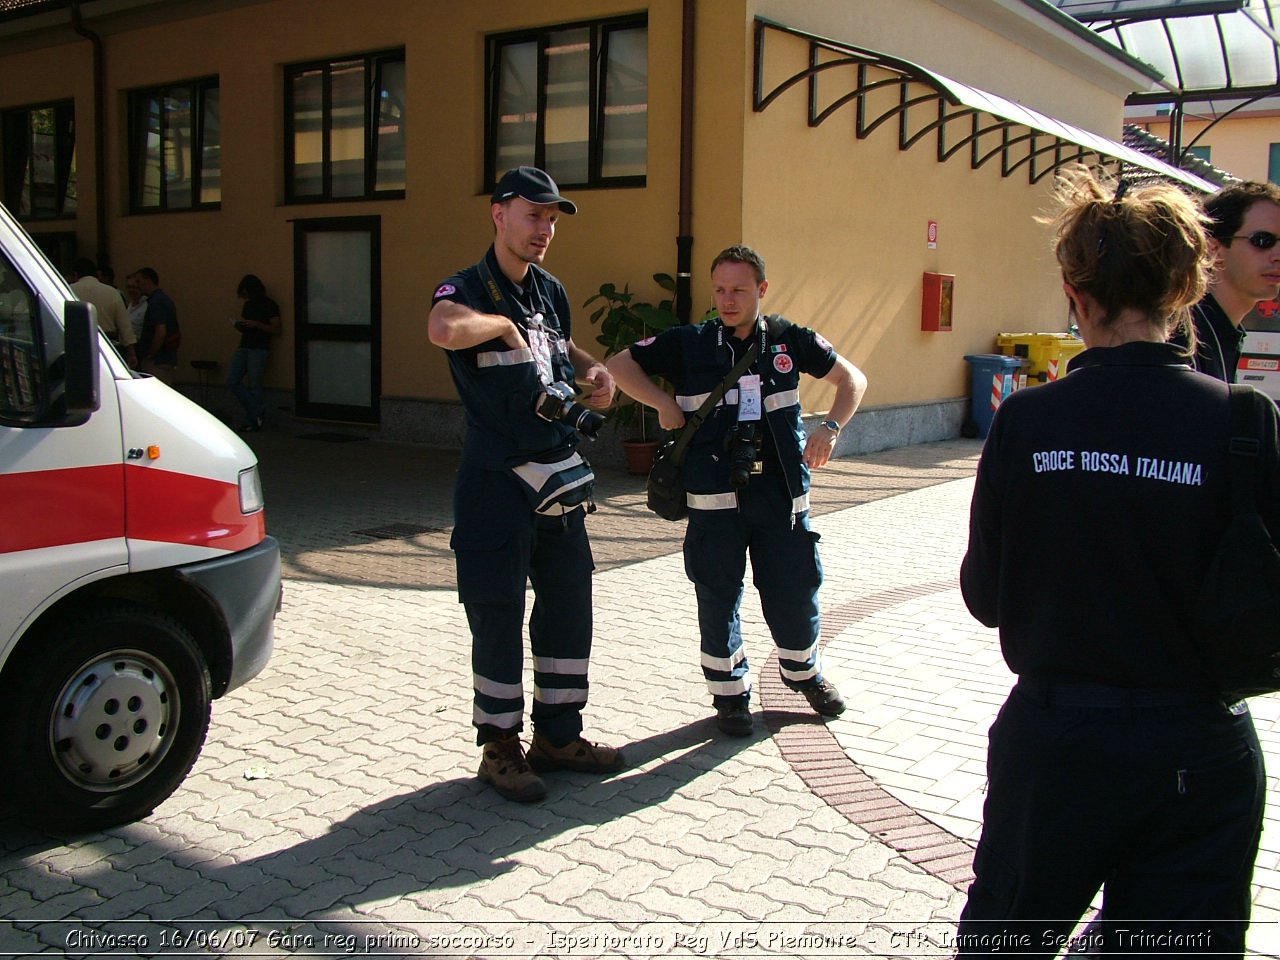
top-left (622, 439), bottom-right (659, 475)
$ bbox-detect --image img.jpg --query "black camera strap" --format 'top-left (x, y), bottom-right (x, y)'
top-left (666, 320), bottom-right (766, 466)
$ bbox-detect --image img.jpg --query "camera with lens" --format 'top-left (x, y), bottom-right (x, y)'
top-left (725, 420), bottom-right (763, 487)
top-left (534, 381), bottom-right (606, 439)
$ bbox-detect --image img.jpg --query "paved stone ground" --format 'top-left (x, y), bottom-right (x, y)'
top-left (2, 430), bottom-right (1279, 958)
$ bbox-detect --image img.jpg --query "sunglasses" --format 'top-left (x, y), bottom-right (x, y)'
top-left (1228, 231), bottom-right (1280, 250)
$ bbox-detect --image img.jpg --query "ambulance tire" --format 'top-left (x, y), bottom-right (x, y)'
top-left (3, 603), bottom-right (212, 833)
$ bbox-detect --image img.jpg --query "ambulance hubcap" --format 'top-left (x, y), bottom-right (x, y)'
top-left (49, 650), bottom-right (178, 791)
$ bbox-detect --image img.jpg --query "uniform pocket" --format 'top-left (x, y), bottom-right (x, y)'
top-left (451, 525), bottom-right (529, 605)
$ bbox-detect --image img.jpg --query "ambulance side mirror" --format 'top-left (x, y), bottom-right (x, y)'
top-left (62, 299), bottom-right (100, 420)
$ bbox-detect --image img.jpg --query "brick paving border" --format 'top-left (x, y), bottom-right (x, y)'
top-left (760, 580), bottom-right (977, 890)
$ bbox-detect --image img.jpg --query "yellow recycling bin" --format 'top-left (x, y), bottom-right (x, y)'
top-left (996, 332), bottom-right (1086, 385)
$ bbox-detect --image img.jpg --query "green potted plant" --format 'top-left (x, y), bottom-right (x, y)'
top-left (584, 273), bottom-right (681, 473)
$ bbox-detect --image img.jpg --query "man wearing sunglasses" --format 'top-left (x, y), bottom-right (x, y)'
top-left (1179, 181), bottom-right (1280, 382)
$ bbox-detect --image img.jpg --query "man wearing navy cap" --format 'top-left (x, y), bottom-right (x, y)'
top-left (428, 166), bottom-right (624, 802)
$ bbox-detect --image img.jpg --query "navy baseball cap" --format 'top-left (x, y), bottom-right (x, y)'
top-left (490, 166), bottom-right (577, 215)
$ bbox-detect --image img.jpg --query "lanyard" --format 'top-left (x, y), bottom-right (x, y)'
top-left (477, 254), bottom-right (558, 385)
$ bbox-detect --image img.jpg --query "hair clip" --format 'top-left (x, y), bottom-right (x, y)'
top-left (1097, 180), bottom-right (1130, 255)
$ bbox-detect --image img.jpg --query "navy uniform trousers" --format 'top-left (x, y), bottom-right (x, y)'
top-left (957, 678), bottom-right (1265, 958)
top-left (451, 463), bottom-right (594, 747)
top-left (683, 467), bottom-right (825, 702)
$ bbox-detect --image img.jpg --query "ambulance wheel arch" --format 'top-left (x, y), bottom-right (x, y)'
top-left (0, 600), bottom-right (212, 832)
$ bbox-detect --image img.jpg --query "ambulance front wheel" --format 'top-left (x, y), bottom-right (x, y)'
top-left (3, 603), bottom-right (212, 832)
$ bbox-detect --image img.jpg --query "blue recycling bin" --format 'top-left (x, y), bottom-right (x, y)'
top-left (963, 354), bottom-right (1026, 439)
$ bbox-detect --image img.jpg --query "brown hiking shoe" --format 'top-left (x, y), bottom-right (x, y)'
top-left (477, 735), bottom-right (546, 802)
top-left (526, 733), bottom-right (626, 774)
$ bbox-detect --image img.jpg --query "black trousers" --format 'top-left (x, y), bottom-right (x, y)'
top-left (451, 465), bottom-right (595, 747)
top-left (957, 678), bottom-right (1265, 958)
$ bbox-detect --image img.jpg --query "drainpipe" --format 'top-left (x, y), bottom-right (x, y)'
top-left (70, 1), bottom-right (109, 266)
top-left (675, 0), bottom-right (695, 323)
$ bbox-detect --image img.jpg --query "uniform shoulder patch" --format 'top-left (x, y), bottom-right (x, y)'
top-left (434, 283), bottom-right (457, 299)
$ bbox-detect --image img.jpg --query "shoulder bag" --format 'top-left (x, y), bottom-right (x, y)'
top-left (1194, 384), bottom-right (1280, 699)
top-left (646, 333), bottom-right (761, 521)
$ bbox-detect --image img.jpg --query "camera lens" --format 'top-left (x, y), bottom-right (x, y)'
top-left (570, 406), bottom-right (607, 439)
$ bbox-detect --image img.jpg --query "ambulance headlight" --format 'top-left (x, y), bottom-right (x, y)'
top-left (239, 465), bottom-right (265, 514)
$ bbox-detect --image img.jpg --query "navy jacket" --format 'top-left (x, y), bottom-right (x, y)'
top-left (629, 315), bottom-right (836, 509)
top-left (962, 341), bottom-right (1280, 690)
top-left (433, 247), bottom-right (579, 470)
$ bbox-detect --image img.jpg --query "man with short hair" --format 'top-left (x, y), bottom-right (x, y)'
top-left (70, 257), bottom-right (136, 368)
top-left (607, 244), bottom-right (868, 737)
top-left (135, 267), bottom-right (179, 385)
top-left (1180, 180), bottom-right (1280, 381)
top-left (428, 166), bottom-right (624, 803)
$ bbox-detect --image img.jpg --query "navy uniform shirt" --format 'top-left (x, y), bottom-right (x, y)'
top-left (1171, 293), bottom-right (1246, 382)
top-left (432, 246), bottom-right (578, 469)
top-left (961, 340), bottom-right (1280, 690)
top-left (629, 316), bottom-right (836, 497)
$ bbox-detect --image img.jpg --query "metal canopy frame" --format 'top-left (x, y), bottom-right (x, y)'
top-left (1049, 0), bottom-right (1280, 166)
top-left (752, 17), bottom-right (1217, 193)
top-left (1052, 0), bottom-right (1280, 104)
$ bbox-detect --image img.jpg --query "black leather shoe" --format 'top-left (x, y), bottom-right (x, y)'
top-left (796, 677), bottom-right (846, 717)
top-left (715, 700), bottom-right (753, 737)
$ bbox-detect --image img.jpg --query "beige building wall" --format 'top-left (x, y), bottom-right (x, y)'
top-left (736, 1), bottom-right (1090, 411)
top-left (0, 0), bottom-right (1164, 450)
top-left (1136, 112), bottom-right (1280, 184)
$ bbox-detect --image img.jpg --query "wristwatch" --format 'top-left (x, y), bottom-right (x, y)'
top-left (820, 419), bottom-right (841, 436)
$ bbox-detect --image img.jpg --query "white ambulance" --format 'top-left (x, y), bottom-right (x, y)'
top-left (0, 202), bottom-right (279, 832)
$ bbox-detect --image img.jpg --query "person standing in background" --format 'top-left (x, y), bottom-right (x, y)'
top-left (124, 272), bottom-right (148, 344)
top-left (135, 267), bottom-right (179, 385)
top-left (1175, 181), bottom-right (1280, 381)
top-left (226, 274), bottom-right (281, 432)
top-left (70, 257), bottom-right (136, 368)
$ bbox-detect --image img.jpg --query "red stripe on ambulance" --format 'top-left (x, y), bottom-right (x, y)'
top-left (126, 464), bottom-right (264, 553)
top-left (0, 464), bottom-right (125, 552)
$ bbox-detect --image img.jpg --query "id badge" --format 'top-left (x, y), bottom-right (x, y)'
top-left (526, 321), bottom-right (554, 385)
top-left (738, 374), bottom-right (762, 421)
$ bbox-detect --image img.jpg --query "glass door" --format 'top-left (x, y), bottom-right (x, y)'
top-left (293, 215), bottom-right (380, 423)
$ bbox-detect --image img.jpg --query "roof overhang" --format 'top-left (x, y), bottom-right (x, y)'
top-left (935, 0), bottom-right (1167, 93)
top-left (753, 17), bottom-right (1218, 193)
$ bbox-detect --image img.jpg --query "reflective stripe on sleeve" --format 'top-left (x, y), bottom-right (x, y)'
top-left (477, 346), bottom-right (535, 368)
top-left (764, 389), bottom-right (799, 412)
top-left (678, 389), bottom-right (738, 412)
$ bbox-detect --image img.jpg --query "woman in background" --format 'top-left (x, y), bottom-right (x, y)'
top-left (227, 273), bottom-right (281, 432)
